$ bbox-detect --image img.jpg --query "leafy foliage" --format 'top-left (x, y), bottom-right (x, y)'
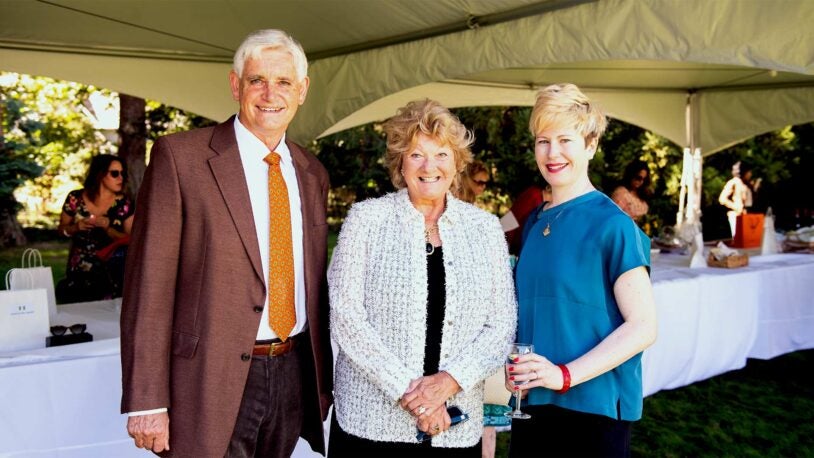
top-left (312, 123), bottom-right (390, 227)
top-left (1, 73), bottom-right (113, 233)
top-left (0, 72), bottom-right (216, 235)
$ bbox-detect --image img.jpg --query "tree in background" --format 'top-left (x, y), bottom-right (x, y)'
top-left (313, 123), bottom-right (389, 227)
top-left (0, 72), bottom-right (215, 244)
top-left (118, 94), bottom-right (147, 202)
top-left (0, 73), bottom-right (112, 246)
top-left (0, 102), bottom-right (43, 246)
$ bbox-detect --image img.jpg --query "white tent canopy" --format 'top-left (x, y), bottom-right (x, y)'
top-left (2, 0), bottom-right (813, 154)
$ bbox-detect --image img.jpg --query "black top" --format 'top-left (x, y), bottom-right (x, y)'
top-left (423, 247), bottom-right (446, 376)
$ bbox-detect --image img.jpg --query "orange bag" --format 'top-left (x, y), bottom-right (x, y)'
top-left (732, 213), bottom-right (764, 248)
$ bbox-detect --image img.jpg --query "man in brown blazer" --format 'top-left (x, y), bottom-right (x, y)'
top-left (120, 29), bottom-right (332, 457)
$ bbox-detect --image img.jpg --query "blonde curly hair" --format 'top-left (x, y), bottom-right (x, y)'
top-left (383, 99), bottom-right (474, 193)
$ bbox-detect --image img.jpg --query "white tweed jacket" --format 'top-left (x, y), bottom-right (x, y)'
top-left (328, 189), bottom-right (517, 447)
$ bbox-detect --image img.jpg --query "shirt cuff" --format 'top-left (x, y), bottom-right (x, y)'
top-left (127, 407), bottom-right (168, 416)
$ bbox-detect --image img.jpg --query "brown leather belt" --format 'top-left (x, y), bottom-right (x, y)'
top-left (252, 334), bottom-right (302, 357)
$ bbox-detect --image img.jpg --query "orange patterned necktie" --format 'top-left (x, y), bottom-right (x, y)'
top-left (264, 152), bottom-right (295, 341)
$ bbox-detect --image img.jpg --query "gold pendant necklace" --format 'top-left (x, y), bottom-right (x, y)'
top-left (540, 209), bottom-right (565, 237)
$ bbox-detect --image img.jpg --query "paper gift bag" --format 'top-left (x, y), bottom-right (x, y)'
top-left (1, 269), bottom-right (50, 352)
top-left (732, 213), bottom-right (764, 248)
top-left (9, 248), bottom-right (57, 320)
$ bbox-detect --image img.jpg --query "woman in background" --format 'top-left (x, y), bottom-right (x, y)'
top-left (57, 154), bottom-right (134, 302)
top-left (459, 159), bottom-right (490, 204)
top-left (611, 160), bottom-right (651, 222)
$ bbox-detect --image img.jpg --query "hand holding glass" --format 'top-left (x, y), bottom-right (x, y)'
top-left (505, 343), bottom-right (534, 419)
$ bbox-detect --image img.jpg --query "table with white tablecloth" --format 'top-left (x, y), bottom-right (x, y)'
top-left (642, 253), bottom-right (814, 396)
top-left (2, 254), bottom-right (813, 457)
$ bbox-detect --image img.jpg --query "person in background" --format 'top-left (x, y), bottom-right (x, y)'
top-left (120, 29), bottom-right (333, 456)
top-left (502, 182), bottom-right (552, 257)
top-left (328, 99), bottom-right (516, 457)
top-left (508, 83), bottom-right (657, 457)
top-left (718, 161), bottom-right (754, 237)
top-left (459, 159), bottom-right (490, 204)
top-left (611, 160), bottom-right (651, 222)
top-left (56, 154), bottom-right (134, 303)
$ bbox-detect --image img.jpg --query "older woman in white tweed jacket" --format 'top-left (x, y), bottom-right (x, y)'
top-left (327, 99), bottom-right (517, 457)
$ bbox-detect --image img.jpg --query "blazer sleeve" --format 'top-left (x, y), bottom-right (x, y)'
top-left (120, 136), bottom-right (183, 413)
top-left (442, 215), bottom-right (518, 392)
top-left (328, 204), bottom-right (416, 400)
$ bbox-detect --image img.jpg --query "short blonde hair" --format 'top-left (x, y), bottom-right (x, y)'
top-left (529, 83), bottom-right (607, 144)
top-left (383, 99), bottom-right (474, 192)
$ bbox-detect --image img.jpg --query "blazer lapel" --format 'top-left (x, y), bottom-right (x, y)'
top-left (208, 118), bottom-right (264, 283)
top-left (288, 139), bottom-right (321, 308)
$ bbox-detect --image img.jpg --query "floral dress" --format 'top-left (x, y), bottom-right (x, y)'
top-left (60, 189), bottom-right (134, 301)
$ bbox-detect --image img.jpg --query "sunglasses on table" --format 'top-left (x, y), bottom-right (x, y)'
top-left (108, 170), bottom-right (126, 178)
top-left (50, 323), bottom-right (87, 336)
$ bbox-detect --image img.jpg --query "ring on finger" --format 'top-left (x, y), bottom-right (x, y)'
top-left (417, 406), bottom-right (427, 415)
top-left (432, 424), bottom-right (440, 433)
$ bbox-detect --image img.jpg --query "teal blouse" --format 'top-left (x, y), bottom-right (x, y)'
top-left (515, 190), bottom-right (650, 421)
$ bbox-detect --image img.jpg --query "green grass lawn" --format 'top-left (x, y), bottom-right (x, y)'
top-left (495, 350), bottom-right (814, 457)
top-left (0, 241), bottom-right (69, 292)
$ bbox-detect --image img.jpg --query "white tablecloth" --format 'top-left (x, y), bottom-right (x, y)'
top-left (642, 253), bottom-right (814, 396)
top-left (2, 254), bottom-right (812, 457)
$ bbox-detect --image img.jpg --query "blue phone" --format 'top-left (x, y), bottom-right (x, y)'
top-left (416, 406), bottom-right (470, 442)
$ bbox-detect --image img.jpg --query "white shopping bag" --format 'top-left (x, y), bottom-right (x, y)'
top-left (1, 269), bottom-right (50, 352)
top-left (8, 248), bottom-right (57, 320)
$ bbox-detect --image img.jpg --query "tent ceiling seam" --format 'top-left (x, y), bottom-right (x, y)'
top-left (34, 0), bottom-right (235, 54)
top-left (0, 41), bottom-right (232, 63)
top-left (307, 0), bottom-right (597, 60)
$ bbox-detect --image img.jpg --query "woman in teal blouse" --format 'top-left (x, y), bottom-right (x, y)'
top-left (506, 84), bottom-right (657, 457)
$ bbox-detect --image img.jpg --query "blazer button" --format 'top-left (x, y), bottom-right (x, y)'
top-left (241, 353), bottom-right (251, 361)
top-left (253, 306), bottom-right (263, 313)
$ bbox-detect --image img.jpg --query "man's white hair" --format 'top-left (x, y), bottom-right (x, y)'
top-left (233, 29), bottom-right (308, 80)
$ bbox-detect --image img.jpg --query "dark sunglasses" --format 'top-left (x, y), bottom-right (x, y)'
top-left (50, 323), bottom-right (87, 336)
top-left (108, 170), bottom-right (126, 178)
top-left (632, 175), bottom-right (646, 182)
top-left (473, 179), bottom-right (489, 186)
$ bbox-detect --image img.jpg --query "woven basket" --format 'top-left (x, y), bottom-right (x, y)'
top-left (707, 253), bottom-right (749, 268)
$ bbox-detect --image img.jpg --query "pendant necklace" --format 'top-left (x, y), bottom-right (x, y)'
top-left (539, 207), bottom-right (565, 237)
top-left (425, 224), bottom-right (439, 255)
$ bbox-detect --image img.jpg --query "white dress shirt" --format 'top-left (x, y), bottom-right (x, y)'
top-left (233, 116), bottom-right (307, 341)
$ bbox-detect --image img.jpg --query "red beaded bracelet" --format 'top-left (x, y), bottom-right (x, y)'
top-left (555, 364), bottom-right (571, 394)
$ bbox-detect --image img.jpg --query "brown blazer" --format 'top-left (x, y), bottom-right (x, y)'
top-left (120, 117), bottom-right (333, 456)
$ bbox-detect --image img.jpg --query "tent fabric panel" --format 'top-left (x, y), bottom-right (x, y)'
top-left (699, 87), bottom-right (814, 155)
top-left (295, 0), bottom-right (814, 143)
top-left (321, 82), bottom-right (689, 150)
top-left (1, 48), bottom-right (234, 123)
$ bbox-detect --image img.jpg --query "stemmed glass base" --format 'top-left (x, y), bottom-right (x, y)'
top-left (505, 406), bottom-right (531, 420)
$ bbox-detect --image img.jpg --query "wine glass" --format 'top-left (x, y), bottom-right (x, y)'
top-left (505, 343), bottom-right (534, 420)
